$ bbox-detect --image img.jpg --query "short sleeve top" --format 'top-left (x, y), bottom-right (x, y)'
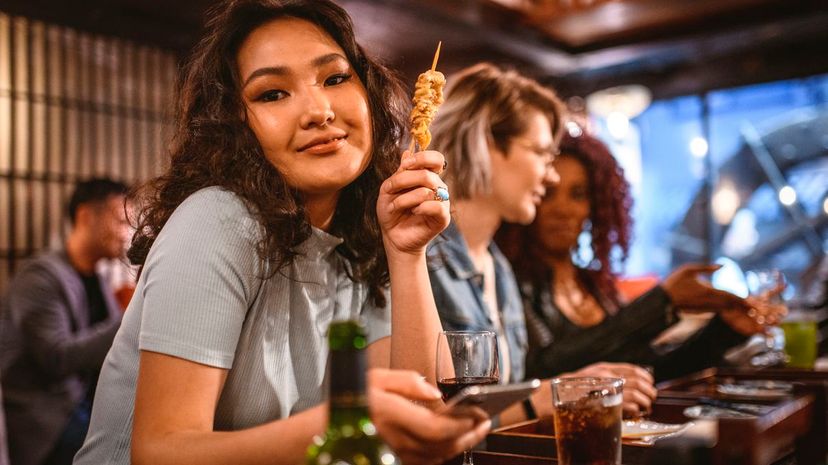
top-left (74, 187), bottom-right (391, 465)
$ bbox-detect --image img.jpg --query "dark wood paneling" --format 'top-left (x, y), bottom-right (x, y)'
top-left (0, 11), bottom-right (174, 292)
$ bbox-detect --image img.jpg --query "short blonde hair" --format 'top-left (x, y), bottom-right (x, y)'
top-left (430, 63), bottom-right (566, 200)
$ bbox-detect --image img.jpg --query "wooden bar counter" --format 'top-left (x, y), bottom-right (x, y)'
top-left (468, 367), bottom-right (827, 465)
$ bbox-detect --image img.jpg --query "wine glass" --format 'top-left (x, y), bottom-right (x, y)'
top-left (745, 268), bottom-right (787, 366)
top-left (436, 330), bottom-right (499, 465)
top-left (745, 268), bottom-right (785, 302)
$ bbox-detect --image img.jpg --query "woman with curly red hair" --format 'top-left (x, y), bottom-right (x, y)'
top-left (498, 129), bottom-right (784, 386)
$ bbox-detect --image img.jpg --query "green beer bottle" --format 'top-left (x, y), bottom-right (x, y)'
top-left (306, 320), bottom-right (399, 465)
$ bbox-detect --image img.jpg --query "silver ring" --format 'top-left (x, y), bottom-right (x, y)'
top-left (435, 186), bottom-right (449, 202)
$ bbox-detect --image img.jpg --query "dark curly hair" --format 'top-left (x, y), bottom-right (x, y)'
top-left (499, 130), bottom-right (633, 304)
top-left (127, 0), bottom-right (408, 306)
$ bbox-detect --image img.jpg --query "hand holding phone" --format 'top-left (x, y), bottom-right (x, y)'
top-left (438, 379), bottom-right (542, 419)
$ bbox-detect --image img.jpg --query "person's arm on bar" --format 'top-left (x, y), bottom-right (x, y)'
top-left (131, 352), bottom-right (488, 465)
top-left (131, 351), bottom-right (324, 465)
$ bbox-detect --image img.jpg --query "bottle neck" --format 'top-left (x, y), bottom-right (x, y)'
top-left (328, 346), bottom-right (370, 428)
top-left (328, 401), bottom-right (371, 429)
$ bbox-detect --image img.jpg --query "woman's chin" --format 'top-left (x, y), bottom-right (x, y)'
top-left (290, 171), bottom-right (363, 196)
top-left (541, 237), bottom-right (577, 254)
top-left (507, 206), bottom-right (537, 225)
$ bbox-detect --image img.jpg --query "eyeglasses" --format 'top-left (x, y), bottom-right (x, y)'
top-left (511, 138), bottom-right (560, 164)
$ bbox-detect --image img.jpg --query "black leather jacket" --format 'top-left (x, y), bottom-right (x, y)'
top-left (520, 269), bottom-right (747, 382)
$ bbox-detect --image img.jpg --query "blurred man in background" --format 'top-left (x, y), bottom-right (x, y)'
top-left (0, 178), bottom-right (130, 465)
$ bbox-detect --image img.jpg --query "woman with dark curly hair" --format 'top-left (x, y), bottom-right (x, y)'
top-left (498, 129), bottom-right (784, 388)
top-left (74, 1), bottom-right (490, 464)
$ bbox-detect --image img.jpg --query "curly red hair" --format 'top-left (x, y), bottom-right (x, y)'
top-left (498, 130), bottom-right (634, 305)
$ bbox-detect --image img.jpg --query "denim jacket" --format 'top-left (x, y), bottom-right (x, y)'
top-left (427, 222), bottom-right (528, 383)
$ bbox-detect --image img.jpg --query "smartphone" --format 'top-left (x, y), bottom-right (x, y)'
top-left (438, 378), bottom-right (542, 418)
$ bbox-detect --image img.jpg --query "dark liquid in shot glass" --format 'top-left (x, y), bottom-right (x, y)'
top-left (437, 376), bottom-right (499, 401)
top-left (553, 396), bottom-right (622, 465)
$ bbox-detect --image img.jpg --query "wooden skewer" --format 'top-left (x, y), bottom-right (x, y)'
top-left (430, 41), bottom-right (442, 73)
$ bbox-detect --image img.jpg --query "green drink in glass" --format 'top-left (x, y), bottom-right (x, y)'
top-left (781, 311), bottom-right (818, 369)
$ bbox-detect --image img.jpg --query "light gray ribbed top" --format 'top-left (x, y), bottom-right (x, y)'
top-left (74, 187), bottom-right (391, 465)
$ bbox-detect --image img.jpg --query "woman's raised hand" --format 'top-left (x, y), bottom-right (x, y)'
top-left (377, 150), bottom-right (451, 256)
top-left (721, 294), bottom-right (787, 335)
top-left (661, 263), bottom-right (749, 313)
